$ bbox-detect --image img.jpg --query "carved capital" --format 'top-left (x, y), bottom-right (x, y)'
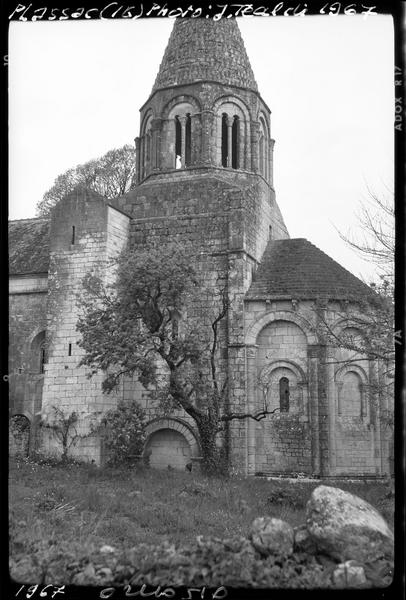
top-left (246, 345), bottom-right (257, 360)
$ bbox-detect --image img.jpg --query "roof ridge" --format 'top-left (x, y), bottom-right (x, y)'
top-left (9, 217), bottom-right (49, 224)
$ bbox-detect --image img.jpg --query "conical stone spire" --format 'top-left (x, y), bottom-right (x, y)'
top-left (152, 18), bottom-right (258, 93)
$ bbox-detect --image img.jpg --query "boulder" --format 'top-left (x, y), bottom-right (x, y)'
top-left (250, 517), bottom-right (294, 556)
top-left (306, 485), bottom-right (394, 562)
top-left (333, 560), bottom-right (367, 587)
top-left (293, 525), bottom-right (318, 554)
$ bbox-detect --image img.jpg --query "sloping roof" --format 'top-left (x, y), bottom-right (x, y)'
top-left (246, 238), bottom-right (374, 301)
top-left (152, 18), bottom-right (258, 93)
top-left (9, 218), bottom-right (50, 275)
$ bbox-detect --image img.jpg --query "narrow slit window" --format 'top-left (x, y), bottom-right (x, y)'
top-left (221, 114), bottom-right (228, 167)
top-left (71, 226), bottom-right (76, 245)
top-left (175, 116), bottom-right (182, 169)
top-left (279, 377), bottom-right (290, 413)
top-left (68, 343), bottom-right (72, 357)
top-left (231, 116), bottom-right (239, 169)
top-left (269, 225), bottom-right (273, 240)
top-left (185, 114), bottom-right (191, 166)
top-left (40, 347), bottom-right (46, 374)
top-left (259, 135), bottom-right (264, 176)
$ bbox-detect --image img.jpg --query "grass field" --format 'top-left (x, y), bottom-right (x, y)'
top-left (9, 456), bottom-right (394, 586)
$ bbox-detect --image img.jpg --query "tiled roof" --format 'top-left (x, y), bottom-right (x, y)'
top-left (9, 218), bottom-right (50, 275)
top-left (246, 238), bottom-right (374, 301)
top-left (152, 18), bottom-right (258, 93)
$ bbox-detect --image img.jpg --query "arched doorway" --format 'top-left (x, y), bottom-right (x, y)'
top-left (145, 428), bottom-right (191, 470)
top-left (144, 418), bottom-right (200, 470)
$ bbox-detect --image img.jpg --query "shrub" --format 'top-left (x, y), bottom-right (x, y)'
top-left (267, 485), bottom-right (307, 510)
top-left (99, 399), bottom-right (146, 466)
top-left (34, 484), bottom-right (66, 511)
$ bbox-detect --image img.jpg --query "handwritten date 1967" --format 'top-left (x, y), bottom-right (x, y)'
top-left (15, 585), bottom-right (65, 598)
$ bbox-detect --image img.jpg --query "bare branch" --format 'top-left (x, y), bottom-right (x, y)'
top-left (219, 407), bottom-right (280, 429)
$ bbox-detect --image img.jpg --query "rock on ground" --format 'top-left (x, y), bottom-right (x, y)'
top-left (250, 517), bottom-right (294, 556)
top-left (293, 525), bottom-right (318, 554)
top-left (333, 561), bottom-right (367, 587)
top-left (306, 485), bottom-right (394, 562)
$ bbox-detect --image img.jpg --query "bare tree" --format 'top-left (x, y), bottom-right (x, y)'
top-left (321, 185), bottom-right (395, 449)
top-left (338, 185), bottom-right (394, 282)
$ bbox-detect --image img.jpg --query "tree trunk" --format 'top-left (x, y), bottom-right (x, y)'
top-left (196, 415), bottom-right (227, 476)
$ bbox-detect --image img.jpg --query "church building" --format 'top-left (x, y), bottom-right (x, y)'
top-left (9, 19), bottom-right (392, 477)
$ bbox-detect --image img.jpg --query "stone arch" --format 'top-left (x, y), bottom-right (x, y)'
top-left (144, 417), bottom-right (200, 470)
top-left (335, 363), bottom-right (368, 384)
top-left (140, 109), bottom-right (154, 136)
top-left (162, 94), bottom-right (201, 119)
top-left (161, 97), bottom-right (200, 170)
top-left (335, 364), bottom-right (368, 418)
top-left (10, 409), bottom-right (33, 422)
top-left (29, 330), bottom-right (47, 374)
top-left (260, 359), bottom-right (307, 384)
top-left (259, 359), bottom-right (308, 416)
top-left (212, 95), bottom-right (251, 121)
top-left (140, 110), bottom-right (154, 180)
top-left (258, 113), bottom-right (270, 180)
top-left (330, 315), bottom-right (371, 337)
top-left (246, 311), bottom-right (318, 346)
top-left (167, 101), bottom-right (196, 121)
top-left (212, 95), bottom-right (251, 169)
top-left (330, 320), bottom-right (369, 378)
top-left (27, 325), bottom-right (47, 347)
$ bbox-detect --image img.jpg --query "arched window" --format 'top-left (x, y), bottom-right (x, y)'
top-left (221, 114), bottom-right (228, 167)
top-left (167, 101), bottom-right (196, 171)
top-left (279, 377), bottom-right (290, 412)
top-left (185, 114), bottom-right (191, 167)
top-left (232, 116), bottom-right (239, 169)
top-left (40, 345), bottom-right (46, 373)
top-left (141, 114), bottom-right (153, 180)
top-left (258, 116), bottom-right (269, 179)
top-left (337, 371), bottom-right (364, 417)
top-left (31, 331), bottom-right (47, 374)
top-left (175, 116), bottom-right (182, 169)
top-left (222, 114), bottom-right (239, 169)
top-left (259, 134), bottom-right (264, 177)
top-left (146, 132), bottom-right (151, 162)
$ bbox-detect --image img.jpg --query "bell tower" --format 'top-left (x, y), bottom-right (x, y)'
top-left (135, 18), bottom-right (276, 189)
top-left (116, 18), bottom-right (290, 471)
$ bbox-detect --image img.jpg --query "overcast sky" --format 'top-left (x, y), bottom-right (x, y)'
top-left (9, 15), bottom-right (394, 281)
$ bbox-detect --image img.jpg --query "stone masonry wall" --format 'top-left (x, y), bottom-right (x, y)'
top-left (41, 191), bottom-right (129, 463)
top-left (254, 319), bottom-right (312, 474)
top-left (9, 278), bottom-right (48, 434)
top-left (244, 299), bottom-right (390, 476)
top-left (116, 171), bottom-right (288, 471)
top-left (332, 333), bottom-right (377, 475)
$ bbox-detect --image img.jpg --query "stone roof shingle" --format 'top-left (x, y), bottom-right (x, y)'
top-left (246, 238), bottom-right (374, 301)
top-left (152, 18), bottom-right (258, 93)
top-left (9, 218), bottom-right (50, 275)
